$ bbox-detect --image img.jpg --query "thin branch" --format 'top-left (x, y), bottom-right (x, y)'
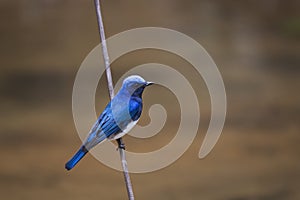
top-left (94, 0), bottom-right (114, 99)
top-left (93, 1), bottom-right (135, 200)
top-left (117, 139), bottom-right (135, 200)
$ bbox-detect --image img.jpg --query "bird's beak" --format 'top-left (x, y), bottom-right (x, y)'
top-left (146, 82), bottom-right (154, 86)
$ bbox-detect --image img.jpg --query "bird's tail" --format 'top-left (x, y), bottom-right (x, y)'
top-left (65, 146), bottom-right (88, 171)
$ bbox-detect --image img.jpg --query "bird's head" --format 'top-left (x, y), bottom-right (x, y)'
top-left (121, 75), bottom-right (154, 97)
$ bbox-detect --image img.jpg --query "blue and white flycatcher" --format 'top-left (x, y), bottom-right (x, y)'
top-left (65, 75), bottom-right (154, 170)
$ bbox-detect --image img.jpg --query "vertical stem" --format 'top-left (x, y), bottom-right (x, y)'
top-left (117, 139), bottom-right (135, 200)
top-left (93, 1), bottom-right (134, 200)
top-left (94, 0), bottom-right (114, 99)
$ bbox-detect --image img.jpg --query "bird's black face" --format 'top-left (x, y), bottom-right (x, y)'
top-left (131, 82), bottom-right (154, 98)
top-left (132, 85), bottom-right (146, 98)
top-left (126, 81), bottom-right (153, 94)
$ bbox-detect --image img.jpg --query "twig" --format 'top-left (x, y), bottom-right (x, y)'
top-left (93, 1), bottom-right (135, 200)
top-left (94, 0), bottom-right (114, 99)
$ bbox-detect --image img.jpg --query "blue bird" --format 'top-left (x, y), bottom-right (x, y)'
top-left (65, 75), bottom-right (154, 170)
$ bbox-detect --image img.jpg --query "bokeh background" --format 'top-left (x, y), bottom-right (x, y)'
top-left (0, 0), bottom-right (299, 199)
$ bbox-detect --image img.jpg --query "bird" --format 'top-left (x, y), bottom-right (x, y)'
top-left (65, 75), bottom-right (154, 170)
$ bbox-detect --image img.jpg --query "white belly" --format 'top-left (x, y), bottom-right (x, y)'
top-left (110, 120), bottom-right (138, 140)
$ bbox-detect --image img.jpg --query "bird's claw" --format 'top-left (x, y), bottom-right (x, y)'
top-left (116, 139), bottom-right (126, 151)
top-left (117, 143), bottom-right (126, 150)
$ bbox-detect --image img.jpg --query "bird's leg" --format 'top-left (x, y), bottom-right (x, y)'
top-left (117, 138), bottom-right (126, 150)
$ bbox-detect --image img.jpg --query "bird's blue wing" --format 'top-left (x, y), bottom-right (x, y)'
top-left (83, 102), bottom-right (122, 150)
top-left (97, 103), bottom-right (122, 137)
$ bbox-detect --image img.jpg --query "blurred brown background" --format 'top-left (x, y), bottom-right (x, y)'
top-left (0, 0), bottom-right (299, 199)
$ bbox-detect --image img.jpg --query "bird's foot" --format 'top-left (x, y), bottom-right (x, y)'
top-left (116, 139), bottom-right (126, 150)
top-left (117, 143), bottom-right (126, 151)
